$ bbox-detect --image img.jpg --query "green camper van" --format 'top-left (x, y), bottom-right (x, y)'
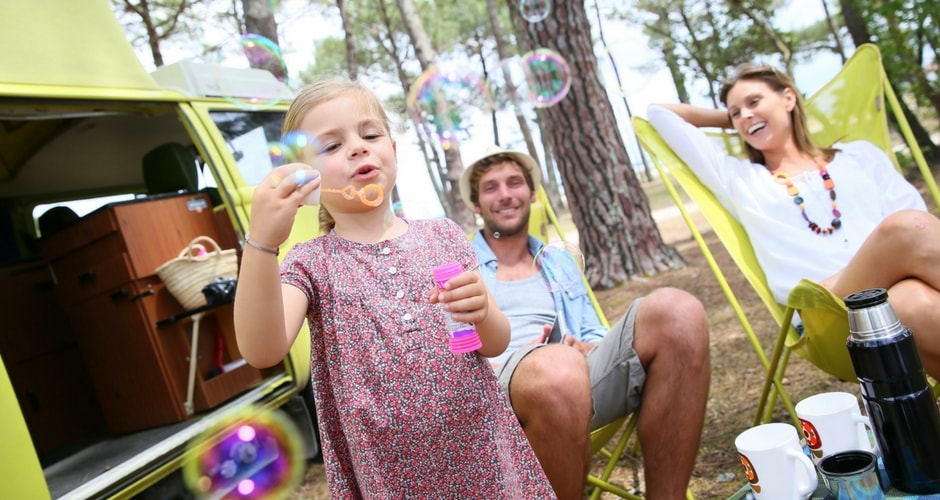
top-left (0, 2), bottom-right (322, 498)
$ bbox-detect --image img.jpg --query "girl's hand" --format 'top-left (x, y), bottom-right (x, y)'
top-left (428, 268), bottom-right (488, 325)
top-left (247, 163), bottom-right (321, 248)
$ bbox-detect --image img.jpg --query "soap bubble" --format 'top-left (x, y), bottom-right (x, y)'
top-left (214, 34), bottom-right (292, 110)
top-left (532, 241), bottom-right (585, 292)
top-left (523, 49), bottom-right (571, 108)
top-left (407, 67), bottom-right (487, 150)
top-left (267, 141), bottom-right (292, 167)
top-left (485, 55), bottom-right (532, 112)
top-left (485, 49), bottom-right (572, 112)
top-left (519, 0), bottom-right (551, 23)
top-left (268, 130), bottom-right (322, 169)
top-left (183, 407), bottom-right (304, 499)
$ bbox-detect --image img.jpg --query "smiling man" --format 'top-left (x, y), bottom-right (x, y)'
top-left (460, 145), bottom-right (711, 499)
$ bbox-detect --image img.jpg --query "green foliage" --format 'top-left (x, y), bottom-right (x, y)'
top-left (628, 0), bottom-right (840, 103)
top-left (845, 0), bottom-right (938, 114)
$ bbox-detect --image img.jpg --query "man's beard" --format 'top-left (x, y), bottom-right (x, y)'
top-left (483, 204), bottom-right (530, 239)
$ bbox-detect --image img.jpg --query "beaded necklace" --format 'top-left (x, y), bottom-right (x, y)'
top-left (772, 160), bottom-right (842, 235)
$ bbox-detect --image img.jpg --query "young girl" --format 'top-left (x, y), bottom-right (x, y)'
top-left (648, 63), bottom-right (940, 378)
top-left (234, 79), bottom-right (554, 497)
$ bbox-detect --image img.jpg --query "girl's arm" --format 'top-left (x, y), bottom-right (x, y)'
top-left (430, 270), bottom-right (510, 358)
top-left (234, 247), bottom-right (308, 367)
top-left (234, 164), bottom-right (320, 368)
top-left (472, 287), bottom-right (511, 358)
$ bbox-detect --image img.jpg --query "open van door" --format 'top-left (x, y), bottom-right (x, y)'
top-left (0, 1), bottom-right (320, 497)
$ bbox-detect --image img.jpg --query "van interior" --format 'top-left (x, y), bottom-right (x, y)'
top-left (0, 95), bottom-right (311, 497)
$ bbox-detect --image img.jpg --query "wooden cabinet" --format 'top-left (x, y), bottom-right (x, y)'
top-left (0, 259), bottom-right (106, 455)
top-left (43, 194), bottom-right (260, 435)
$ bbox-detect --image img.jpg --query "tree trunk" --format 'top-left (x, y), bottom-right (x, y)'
top-left (371, 0), bottom-right (448, 215)
top-left (335, 0), bottom-right (358, 80)
top-left (512, 1), bottom-right (684, 288)
top-left (240, 0), bottom-right (286, 81)
top-left (821, 0), bottom-right (847, 63)
top-left (484, 0), bottom-right (540, 168)
top-left (394, 0), bottom-right (475, 230)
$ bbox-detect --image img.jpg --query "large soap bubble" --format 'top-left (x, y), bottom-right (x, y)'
top-left (183, 407), bottom-right (305, 499)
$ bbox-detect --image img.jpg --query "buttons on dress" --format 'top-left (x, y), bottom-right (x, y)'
top-left (396, 290), bottom-right (405, 299)
top-left (381, 247), bottom-right (391, 255)
top-left (388, 266), bottom-right (397, 274)
top-left (402, 313), bottom-right (413, 321)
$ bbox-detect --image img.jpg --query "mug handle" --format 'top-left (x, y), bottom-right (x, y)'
top-left (854, 413), bottom-right (879, 454)
top-left (789, 448), bottom-right (819, 498)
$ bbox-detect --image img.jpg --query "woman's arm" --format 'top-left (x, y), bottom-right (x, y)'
top-left (654, 103), bottom-right (732, 129)
top-left (646, 104), bottom-right (741, 212)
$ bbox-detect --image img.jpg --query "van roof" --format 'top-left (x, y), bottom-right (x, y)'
top-left (0, 1), bottom-right (161, 92)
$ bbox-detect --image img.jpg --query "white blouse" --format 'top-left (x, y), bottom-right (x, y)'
top-left (647, 105), bottom-right (925, 303)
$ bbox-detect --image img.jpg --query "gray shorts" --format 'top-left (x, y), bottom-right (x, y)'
top-left (495, 298), bottom-right (647, 430)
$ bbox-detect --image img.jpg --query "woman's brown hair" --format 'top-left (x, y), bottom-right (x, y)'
top-left (281, 79), bottom-right (391, 234)
top-left (719, 63), bottom-right (837, 166)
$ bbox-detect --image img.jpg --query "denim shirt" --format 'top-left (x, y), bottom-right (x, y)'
top-left (471, 230), bottom-right (607, 343)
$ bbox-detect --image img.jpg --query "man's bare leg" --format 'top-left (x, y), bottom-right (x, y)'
top-left (632, 288), bottom-right (711, 499)
top-left (509, 345), bottom-right (593, 499)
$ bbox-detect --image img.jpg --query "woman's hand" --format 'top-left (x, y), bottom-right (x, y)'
top-left (247, 163), bottom-right (321, 249)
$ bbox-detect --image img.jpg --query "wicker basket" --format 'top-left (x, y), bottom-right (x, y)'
top-left (155, 236), bottom-right (238, 310)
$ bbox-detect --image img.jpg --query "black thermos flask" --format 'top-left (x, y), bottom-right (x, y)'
top-left (845, 288), bottom-right (940, 494)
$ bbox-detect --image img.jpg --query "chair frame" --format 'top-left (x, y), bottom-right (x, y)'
top-left (632, 43), bottom-right (940, 429)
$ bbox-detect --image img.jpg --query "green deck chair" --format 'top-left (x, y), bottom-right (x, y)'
top-left (632, 43), bottom-right (940, 429)
top-left (528, 188), bottom-right (693, 499)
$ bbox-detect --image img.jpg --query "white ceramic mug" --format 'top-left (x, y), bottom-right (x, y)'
top-left (796, 392), bottom-right (877, 464)
top-left (735, 422), bottom-right (818, 499)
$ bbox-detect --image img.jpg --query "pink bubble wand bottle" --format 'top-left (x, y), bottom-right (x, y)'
top-left (433, 262), bottom-right (483, 354)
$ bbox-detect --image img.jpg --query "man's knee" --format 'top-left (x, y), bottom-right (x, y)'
top-left (510, 346), bottom-right (591, 411)
top-left (635, 288), bottom-right (709, 357)
top-left (642, 288), bottom-right (707, 331)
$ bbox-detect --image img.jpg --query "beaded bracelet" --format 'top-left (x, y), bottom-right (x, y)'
top-left (244, 233), bottom-right (279, 256)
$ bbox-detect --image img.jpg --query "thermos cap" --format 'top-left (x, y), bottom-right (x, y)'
top-left (844, 288), bottom-right (903, 340)
top-left (844, 288), bottom-right (889, 309)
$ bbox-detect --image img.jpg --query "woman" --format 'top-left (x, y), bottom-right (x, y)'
top-left (648, 63), bottom-right (940, 378)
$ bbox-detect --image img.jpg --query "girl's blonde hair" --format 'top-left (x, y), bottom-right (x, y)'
top-left (282, 79), bottom-right (391, 233)
top-left (718, 63), bottom-right (837, 166)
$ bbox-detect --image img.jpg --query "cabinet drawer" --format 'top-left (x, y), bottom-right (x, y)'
top-left (54, 250), bottom-right (134, 305)
top-left (0, 261), bottom-right (74, 364)
top-left (41, 207), bottom-right (118, 261)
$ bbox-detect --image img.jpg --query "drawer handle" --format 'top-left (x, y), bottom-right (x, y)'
top-left (130, 286), bottom-right (155, 302)
top-left (109, 289), bottom-right (129, 302)
top-left (78, 271), bottom-right (96, 283)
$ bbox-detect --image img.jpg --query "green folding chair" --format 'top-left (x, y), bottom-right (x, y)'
top-left (631, 43), bottom-right (940, 429)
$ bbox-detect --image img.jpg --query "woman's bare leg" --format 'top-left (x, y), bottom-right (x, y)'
top-left (827, 210), bottom-right (940, 296)
top-left (822, 210), bottom-right (940, 380)
top-left (885, 279), bottom-right (940, 380)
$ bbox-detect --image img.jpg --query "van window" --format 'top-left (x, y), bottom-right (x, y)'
top-left (210, 110), bottom-right (285, 186)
